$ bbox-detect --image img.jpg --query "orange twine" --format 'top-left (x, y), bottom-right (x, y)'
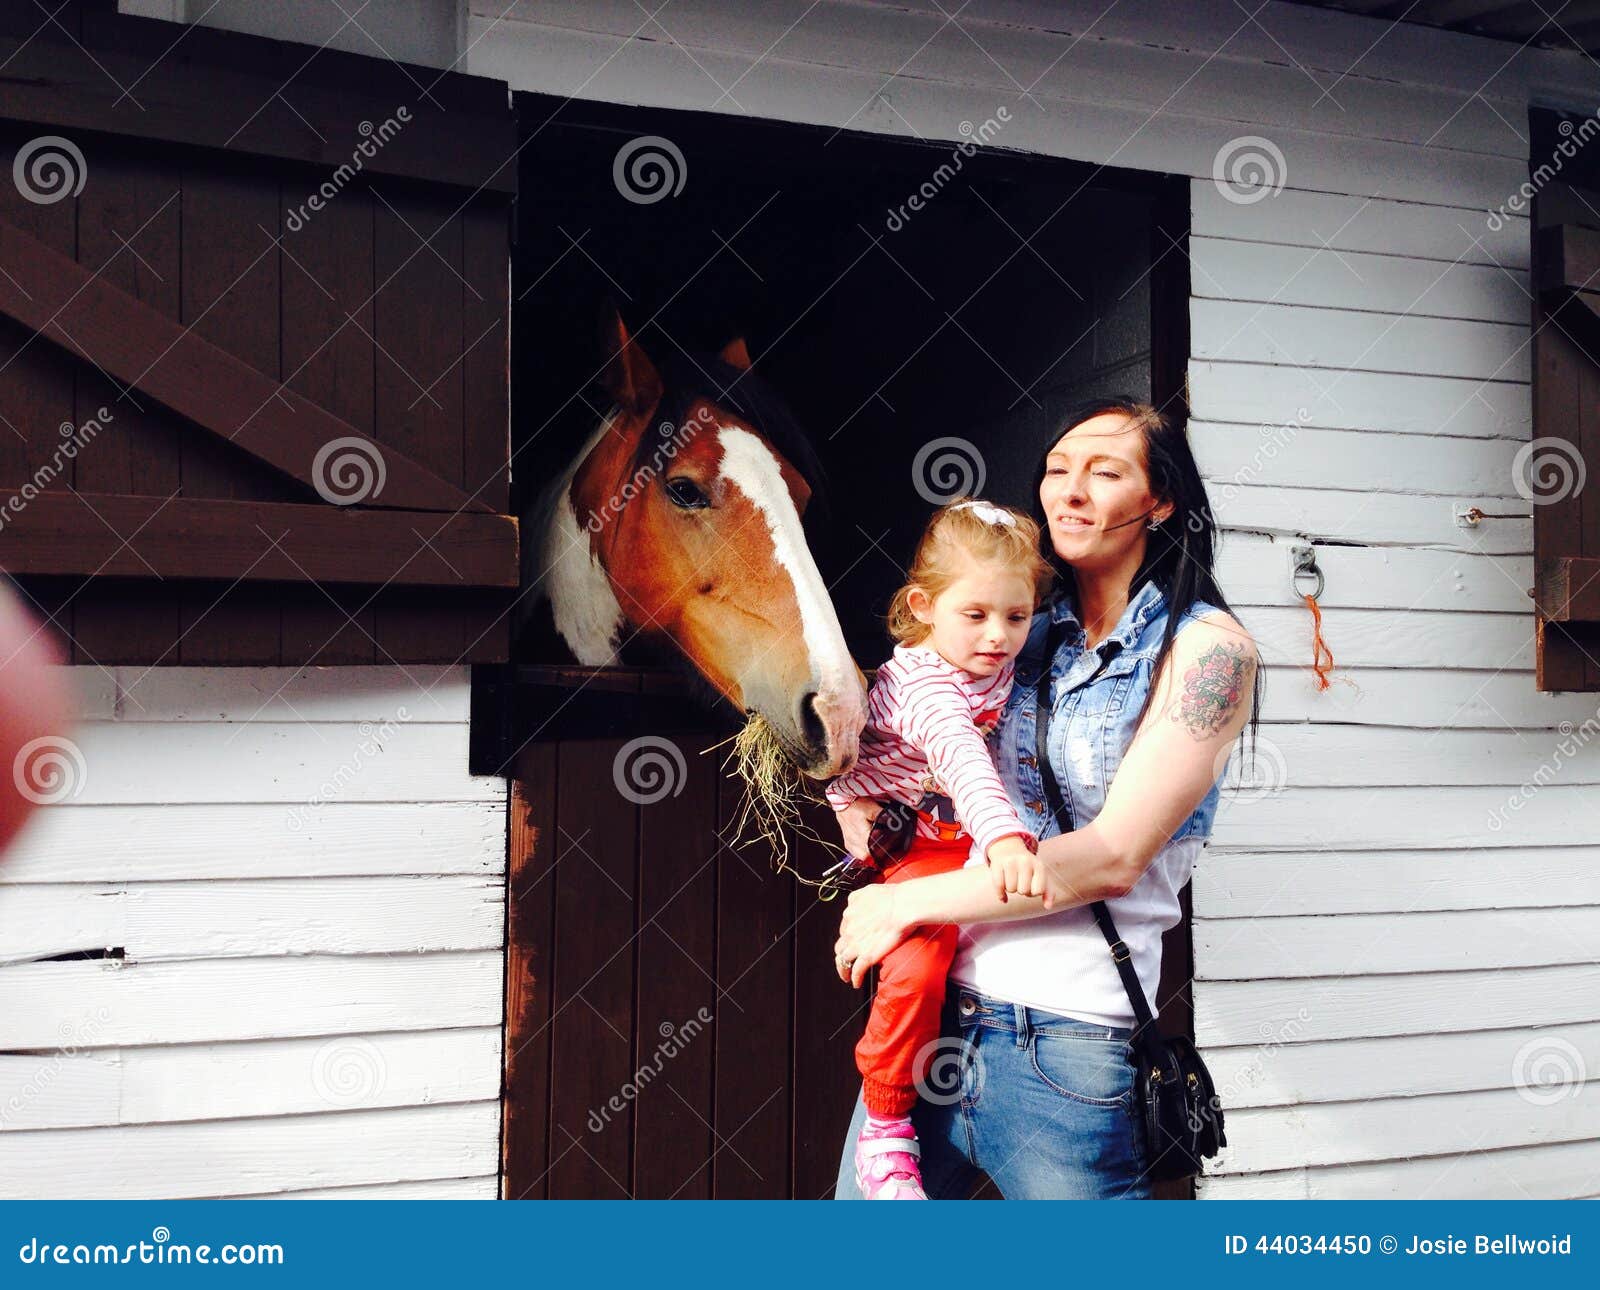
top-left (1301, 592), bottom-right (1335, 691)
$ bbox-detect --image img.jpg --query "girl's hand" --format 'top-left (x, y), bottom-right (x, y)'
top-left (832, 797), bottom-right (882, 860)
top-left (834, 883), bottom-right (912, 989)
top-left (985, 834), bottom-right (1040, 901)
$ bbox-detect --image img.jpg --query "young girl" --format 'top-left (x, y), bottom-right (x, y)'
top-left (825, 498), bottom-right (1054, 1199)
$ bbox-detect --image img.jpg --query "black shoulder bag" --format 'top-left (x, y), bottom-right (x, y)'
top-left (1032, 623), bottom-right (1225, 1181)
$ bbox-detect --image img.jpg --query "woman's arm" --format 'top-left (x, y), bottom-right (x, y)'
top-left (834, 860), bottom-right (1116, 987)
top-left (1032, 613), bottom-right (1255, 909)
top-left (833, 612), bottom-right (1256, 985)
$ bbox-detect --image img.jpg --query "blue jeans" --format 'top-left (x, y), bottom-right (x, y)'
top-left (832, 985), bottom-right (1153, 1199)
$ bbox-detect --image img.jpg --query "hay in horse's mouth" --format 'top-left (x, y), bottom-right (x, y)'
top-left (714, 713), bottom-right (831, 885)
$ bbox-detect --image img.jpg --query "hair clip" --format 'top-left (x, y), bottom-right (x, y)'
top-left (953, 499), bottom-right (1017, 528)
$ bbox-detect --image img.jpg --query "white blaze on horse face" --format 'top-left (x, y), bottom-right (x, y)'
top-left (534, 411), bottom-right (628, 665)
top-left (716, 427), bottom-right (865, 766)
top-left (545, 495), bottom-right (628, 664)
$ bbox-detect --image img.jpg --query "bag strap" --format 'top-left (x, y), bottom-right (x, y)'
top-left (1032, 619), bottom-right (1161, 1046)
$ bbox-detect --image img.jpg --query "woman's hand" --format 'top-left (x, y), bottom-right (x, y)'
top-left (834, 883), bottom-right (913, 989)
top-left (831, 796), bottom-right (882, 860)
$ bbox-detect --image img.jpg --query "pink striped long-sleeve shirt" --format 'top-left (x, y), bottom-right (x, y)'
top-left (825, 643), bottom-right (1035, 861)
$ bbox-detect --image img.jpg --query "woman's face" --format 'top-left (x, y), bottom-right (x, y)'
top-left (1038, 413), bottom-right (1172, 573)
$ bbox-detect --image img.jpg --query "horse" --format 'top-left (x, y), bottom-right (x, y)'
top-left (518, 315), bottom-right (864, 779)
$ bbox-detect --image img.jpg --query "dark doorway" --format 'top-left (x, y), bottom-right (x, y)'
top-left (495, 94), bottom-right (1192, 1199)
top-left (509, 98), bottom-right (1183, 660)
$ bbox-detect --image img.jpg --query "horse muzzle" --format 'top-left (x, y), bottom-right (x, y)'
top-left (789, 680), bottom-right (865, 779)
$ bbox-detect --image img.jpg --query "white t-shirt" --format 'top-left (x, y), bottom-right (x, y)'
top-left (946, 835), bottom-right (1207, 1028)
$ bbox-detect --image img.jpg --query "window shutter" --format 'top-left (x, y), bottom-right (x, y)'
top-left (1531, 113), bottom-right (1600, 691)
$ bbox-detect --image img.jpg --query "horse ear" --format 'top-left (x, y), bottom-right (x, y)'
top-left (602, 311), bottom-right (663, 413)
top-left (719, 336), bottom-right (752, 371)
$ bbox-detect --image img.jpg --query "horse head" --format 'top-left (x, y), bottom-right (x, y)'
top-left (527, 315), bottom-right (864, 779)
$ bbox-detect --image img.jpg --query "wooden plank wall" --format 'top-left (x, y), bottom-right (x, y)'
top-left (1192, 181), bottom-right (1600, 1197)
top-left (455, 0), bottom-right (1600, 1200)
top-left (503, 698), bottom-right (865, 1200)
top-left (0, 664), bottom-right (507, 1199)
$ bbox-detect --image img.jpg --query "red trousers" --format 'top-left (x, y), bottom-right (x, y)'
top-left (854, 834), bottom-right (972, 1117)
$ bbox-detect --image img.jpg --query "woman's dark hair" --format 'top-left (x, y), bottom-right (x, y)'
top-left (1030, 395), bottom-right (1261, 753)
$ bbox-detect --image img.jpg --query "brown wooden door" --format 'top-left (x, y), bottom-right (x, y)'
top-left (499, 669), bottom-right (864, 1199)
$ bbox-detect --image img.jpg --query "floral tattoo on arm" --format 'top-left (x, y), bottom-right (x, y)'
top-left (1171, 642), bottom-right (1252, 739)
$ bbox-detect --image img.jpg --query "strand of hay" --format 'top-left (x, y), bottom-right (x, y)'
top-left (706, 714), bottom-right (837, 890)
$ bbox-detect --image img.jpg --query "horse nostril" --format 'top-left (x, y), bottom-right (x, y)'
top-left (799, 691), bottom-right (827, 756)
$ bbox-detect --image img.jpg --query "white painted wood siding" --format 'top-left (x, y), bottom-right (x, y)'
top-left (0, 666), bottom-right (506, 1200)
top-left (449, 0), bottom-right (1599, 1199)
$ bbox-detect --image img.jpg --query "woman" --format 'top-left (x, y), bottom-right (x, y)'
top-left (830, 398), bottom-right (1259, 1200)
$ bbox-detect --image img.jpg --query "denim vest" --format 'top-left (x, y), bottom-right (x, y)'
top-left (997, 579), bottom-right (1225, 846)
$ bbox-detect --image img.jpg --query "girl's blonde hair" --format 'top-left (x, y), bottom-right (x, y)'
top-left (887, 498), bottom-right (1055, 645)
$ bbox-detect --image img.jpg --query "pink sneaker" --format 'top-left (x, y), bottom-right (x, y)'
top-left (854, 1123), bottom-right (927, 1200)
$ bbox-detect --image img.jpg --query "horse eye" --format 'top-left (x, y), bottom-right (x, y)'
top-left (665, 477), bottom-right (709, 509)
